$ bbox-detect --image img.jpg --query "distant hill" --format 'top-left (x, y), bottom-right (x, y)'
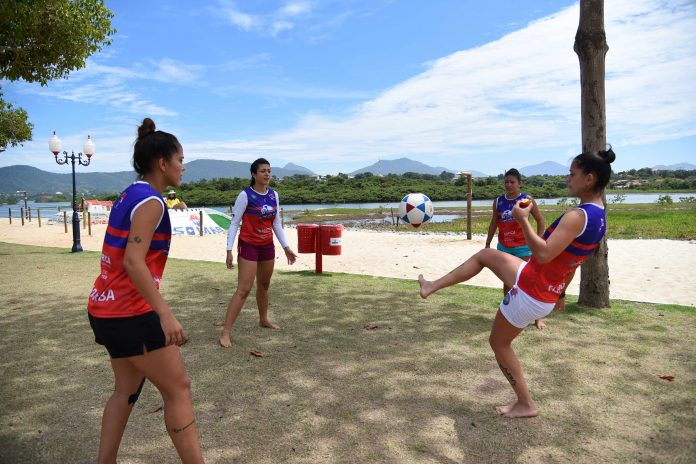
top-left (0, 159), bottom-right (315, 194)
top-left (0, 165), bottom-right (136, 194)
top-left (349, 157), bottom-right (489, 177)
top-left (519, 161), bottom-right (568, 176)
top-left (652, 162), bottom-right (696, 170)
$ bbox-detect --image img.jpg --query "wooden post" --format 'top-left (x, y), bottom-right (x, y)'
top-left (64, 211), bottom-right (68, 233)
top-left (315, 226), bottom-right (323, 274)
top-left (27, 206), bottom-right (31, 222)
top-left (88, 212), bottom-right (92, 236)
top-left (8, 208), bottom-right (11, 224)
top-left (466, 173), bottom-right (473, 240)
top-left (21, 208), bottom-right (25, 226)
top-left (83, 211), bottom-right (87, 229)
top-left (199, 211), bottom-right (204, 236)
top-left (280, 208), bottom-right (285, 228)
top-left (38, 208), bottom-right (42, 227)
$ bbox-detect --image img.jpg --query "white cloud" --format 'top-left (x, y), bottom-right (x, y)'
top-left (199, 0), bottom-right (696, 172)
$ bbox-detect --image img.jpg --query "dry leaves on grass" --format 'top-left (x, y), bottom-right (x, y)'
top-left (250, 350), bottom-right (264, 357)
top-left (659, 375), bottom-right (675, 382)
top-left (363, 324), bottom-right (378, 330)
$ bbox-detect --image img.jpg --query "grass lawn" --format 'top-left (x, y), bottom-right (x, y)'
top-left (0, 242), bottom-right (694, 463)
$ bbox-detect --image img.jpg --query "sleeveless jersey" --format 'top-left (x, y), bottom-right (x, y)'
top-left (87, 182), bottom-right (171, 318)
top-left (239, 187), bottom-right (278, 246)
top-left (518, 203), bottom-right (606, 303)
top-left (496, 193), bottom-right (530, 248)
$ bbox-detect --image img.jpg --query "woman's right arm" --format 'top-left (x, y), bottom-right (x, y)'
top-left (226, 191), bottom-right (247, 269)
top-left (514, 204), bottom-right (585, 264)
top-left (485, 199), bottom-right (498, 248)
top-left (124, 199), bottom-right (185, 346)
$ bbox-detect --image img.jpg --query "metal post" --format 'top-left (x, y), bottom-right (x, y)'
top-left (70, 155), bottom-right (83, 252)
top-left (315, 226), bottom-right (323, 274)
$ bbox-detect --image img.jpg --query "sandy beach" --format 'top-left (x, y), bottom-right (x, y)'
top-left (1, 219), bottom-right (694, 307)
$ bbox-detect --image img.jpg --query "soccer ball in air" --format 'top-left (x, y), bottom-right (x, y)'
top-left (399, 193), bottom-right (434, 228)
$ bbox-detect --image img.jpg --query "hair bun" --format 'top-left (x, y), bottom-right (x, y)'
top-left (599, 144), bottom-right (616, 164)
top-left (137, 118), bottom-right (156, 140)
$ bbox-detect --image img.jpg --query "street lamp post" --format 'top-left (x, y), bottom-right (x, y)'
top-left (49, 132), bottom-right (95, 252)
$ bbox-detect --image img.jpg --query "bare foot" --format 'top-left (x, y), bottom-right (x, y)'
top-left (219, 333), bottom-right (232, 348)
top-left (259, 320), bottom-right (280, 330)
top-left (495, 402), bottom-right (538, 418)
top-left (534, 319), bottom-right (545, 331)
top-left (418, 274), bottom-right (434, 299)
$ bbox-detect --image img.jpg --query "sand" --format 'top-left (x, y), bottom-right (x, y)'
top-left (0, 218), bottom-right (694, 307)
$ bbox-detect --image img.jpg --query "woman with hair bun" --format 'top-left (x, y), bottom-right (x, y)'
top-left (87, 118), bottom-right (204, 463)
top-left (219, 157), bottom-right (298, 348)
top-left (418, 147), bottom-right (615, 419)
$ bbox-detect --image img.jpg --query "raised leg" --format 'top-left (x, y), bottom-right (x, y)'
top-left (419, 248), bottom-right (522, 299)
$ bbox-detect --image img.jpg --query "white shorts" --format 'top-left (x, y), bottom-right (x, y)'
top-left (499, 262), bottom-right (555, 329)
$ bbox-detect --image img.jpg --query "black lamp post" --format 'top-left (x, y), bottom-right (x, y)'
top-left (49, 132), bottom-right (95, 252)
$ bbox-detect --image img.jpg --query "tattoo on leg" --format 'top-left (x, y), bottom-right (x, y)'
top-left (128, 235), bottom-right (142, 244)
top-left (498, 363), bottom-right (517, 386)
top-left (170, 419), bottom-right (195, 433)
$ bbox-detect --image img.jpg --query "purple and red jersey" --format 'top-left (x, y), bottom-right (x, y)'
top-left (239, 187), bottom-right (279, 246)
top-left (496, 193), bottom-right (530, 248)
top-left (87, 181), bottom-right (171, 318)
top-left (518, 203), bottom-right (606, 303)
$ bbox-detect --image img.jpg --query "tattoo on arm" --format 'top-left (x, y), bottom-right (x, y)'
top-left (170, 419), bottom-right (195, 433)
top-left (498, 363), bottom-right (517, 386)
top-left (128, 235), bottom-right (143, 244)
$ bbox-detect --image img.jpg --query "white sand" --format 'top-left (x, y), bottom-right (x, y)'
top-left (1, 219), bottom-right (694, 306)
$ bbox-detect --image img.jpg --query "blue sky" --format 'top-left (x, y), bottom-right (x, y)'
top-left (1, 0), bottom-right (695, 176)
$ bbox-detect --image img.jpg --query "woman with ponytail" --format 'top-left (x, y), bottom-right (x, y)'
top-left (87, 118), bottom-right (204, 463)
top-left (418, 147), bottom-right (615, 418)
top-left (219, 157), bottom-right (298, 348)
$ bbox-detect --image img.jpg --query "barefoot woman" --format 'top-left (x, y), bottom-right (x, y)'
top-left (87, 118), bottom-right (203, 462)
top-left (419, 147), bottom-right (614, 418)
top-left (219, 158), bottom-right (298, 348)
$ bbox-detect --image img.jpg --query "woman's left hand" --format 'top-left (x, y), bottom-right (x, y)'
top-left (284, 247), bottom-right (298, 265)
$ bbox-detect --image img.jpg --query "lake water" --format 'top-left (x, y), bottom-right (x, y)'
top-left (1, 192), bottom-right (694, 222)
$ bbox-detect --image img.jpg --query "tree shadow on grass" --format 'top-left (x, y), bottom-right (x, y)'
top-left (1, 243), bottom-right (694, 463)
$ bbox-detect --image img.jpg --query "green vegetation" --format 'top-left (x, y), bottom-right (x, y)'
top-left (0, 242), bottom-right (694, 463)
top-left (105, 169), bottom-right (696, 207)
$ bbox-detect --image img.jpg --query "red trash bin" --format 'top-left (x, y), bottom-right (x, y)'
top-left (320, 224), bottom-right (343, 255)
top-left (297, 224), bottom-right (319, 253)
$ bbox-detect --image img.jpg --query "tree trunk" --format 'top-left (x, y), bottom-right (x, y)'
top-left (574, 0), bottom-right (610, 308)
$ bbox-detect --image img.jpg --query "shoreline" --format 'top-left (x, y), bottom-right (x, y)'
top-left (0, 220), bottom-right (693, 307)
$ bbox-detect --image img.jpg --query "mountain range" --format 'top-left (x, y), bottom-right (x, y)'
top-left (0, 158), bottom-right (694, 195)
top-left (348, 157), bottom-right (489, 178)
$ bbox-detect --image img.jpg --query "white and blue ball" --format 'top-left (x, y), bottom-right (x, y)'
top-left (399, 193), bottom-right (434, 228)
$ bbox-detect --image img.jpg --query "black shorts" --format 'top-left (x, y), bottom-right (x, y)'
top-left (88, 311), bottom-right (166, 359)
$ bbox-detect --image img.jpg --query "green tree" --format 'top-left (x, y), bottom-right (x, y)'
top-left (0, 91), bottom-right (32, 152)
top-left (0, 0), bottom-right (115, 148)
